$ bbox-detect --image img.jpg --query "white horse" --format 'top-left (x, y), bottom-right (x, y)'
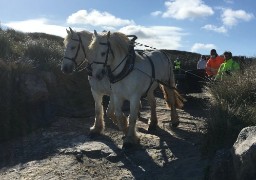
top-left (89, 31), bottom-right (184, 148)
top-left (61, 28), bottom-right (124, 135)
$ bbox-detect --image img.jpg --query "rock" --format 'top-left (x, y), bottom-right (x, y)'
top-left (20, 73), bottom-right (55, 127)
top-left (232, 126), bottom-right (256, 180)
top-left (20, 73), bottom-right (49, 103)
top-left (19, 73), bottom-right (54, 130)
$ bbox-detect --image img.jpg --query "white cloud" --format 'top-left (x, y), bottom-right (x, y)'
top-left (162, 0), bottom-right (214, 20)
top-left (151, 11), bottom-right (162, 17)
top-left (67, 9), bottom-right (135, 28)
top-left (221, 8), bottom-right (254, 27)
top-left (3, 18), bottom-right (68, 37)
top-left (202, 24), bottom-right (227, 33)
top-left (224, 0), bottom-right (234, 4)
top-left (190, 43), bottom-right (216, 53)
top-left (119, 25), bottom-right (186, 50)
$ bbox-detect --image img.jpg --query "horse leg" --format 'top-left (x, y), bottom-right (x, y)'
top-left (168, 89), bottom-right (180, 127)
top-left (170, 99), bottom-right (179, 127)
top-left (89, 90), bottom-right (104, 135)
top-left (161, 85), bottom-right (180, 127)
top-left (113, 96), bottom-right (128, 134)
top-left (106, 94), bottom-right (118, 126)
top-left (147, 89), bottom-right (158, 132)
top-left (123, 97), bottom-right (140, 148)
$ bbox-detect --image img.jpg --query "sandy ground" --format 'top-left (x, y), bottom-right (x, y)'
top-left (0, 93), bottom-right (210, 180)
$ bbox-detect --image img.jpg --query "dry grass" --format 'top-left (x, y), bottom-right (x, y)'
top-left (0, 28), bottom-right (93, 141)
top-left (204, 62), bottom-right (256, 154)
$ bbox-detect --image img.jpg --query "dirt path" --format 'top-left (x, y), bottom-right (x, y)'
top-left (0, 93), bottom-right (209, 180)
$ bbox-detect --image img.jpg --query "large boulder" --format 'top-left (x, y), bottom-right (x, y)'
top-left (19, 73), bottom-right (55, 128)
top-left (208, 126), bottom-right (256, 180)
top-left (20, 73), bottom-right (49, 102)
top-left (231, 126), bottom-right (256, 180)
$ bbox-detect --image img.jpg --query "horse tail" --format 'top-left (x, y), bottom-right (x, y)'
top-left (159, 82), bottom-right (185, 109)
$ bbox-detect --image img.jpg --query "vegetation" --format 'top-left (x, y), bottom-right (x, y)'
top-left (0, 28), bottom-right (93, 141)
top-left (204, 62), bottom-right (256, 155)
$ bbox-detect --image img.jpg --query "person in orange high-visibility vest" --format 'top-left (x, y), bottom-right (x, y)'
top-left (206, 49), bottom-right (224, 78)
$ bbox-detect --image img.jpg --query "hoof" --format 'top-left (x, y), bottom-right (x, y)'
top-left (171, 121), bottom-right (179, 128)
top-left (122, 142), bottom-right (135, 149)
top-left (88, 131), bottom-right (101, 139)
top-left (89, 126), bottom-right (103, 134)
top-left (148, 125), bottom-right (157, 132)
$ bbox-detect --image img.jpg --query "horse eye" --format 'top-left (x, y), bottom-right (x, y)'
top-left (101, 52), bottom-right (106, 56)
top-left (71, 46), bottom-right (76, 50)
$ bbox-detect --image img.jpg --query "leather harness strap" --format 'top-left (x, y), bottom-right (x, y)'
top-left (108, 48), bottom-right (135, 83)
top-left (141, 52), bottom-right (155, 97)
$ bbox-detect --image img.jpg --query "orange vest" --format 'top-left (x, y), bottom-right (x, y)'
top-left (206, 56), bottom-right (224, 76)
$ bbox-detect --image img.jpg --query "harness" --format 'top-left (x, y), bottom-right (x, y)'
top-left (136, 50), bottom-right (178, 94)
top-left (141, 52), bottom-right (156, 96)
top-left (93, 35), bottom-right (137, 83)
top-left (108, 42), bottom-right (136, 83)
top-left (63, 33), bottom-right (88, 73)
top-left (92, 35), bottom-right (178, 94)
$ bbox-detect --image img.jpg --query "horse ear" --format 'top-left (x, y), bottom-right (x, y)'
top-left (69, 27), bottom-right (74, 34)
top-left (107, 31), bottom-right (110, 39)
top-left (93, 30), bottom-right (98, 36)
top-left (66, 28), bottom-right (70, 35)
top-left (93, 30), bottom-right (98, 39)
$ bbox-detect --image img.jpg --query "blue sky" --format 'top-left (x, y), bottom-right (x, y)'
top-left (1, 0), bottom-right (255, 56)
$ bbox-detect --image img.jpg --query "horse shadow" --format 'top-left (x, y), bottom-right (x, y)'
top-left (0, 116), bottom-right (158, 179)
top-left (0, 90), bottom-right (207, 179)
top-left (182, 94), bottom-right (210, 119)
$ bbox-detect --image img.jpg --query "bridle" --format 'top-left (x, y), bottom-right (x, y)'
top-left (92, 40), bottom-right (114, 68)
top-left (63, 33), bottom-right (88, 72)
top-left (92, 35), bottom-right (137, 83)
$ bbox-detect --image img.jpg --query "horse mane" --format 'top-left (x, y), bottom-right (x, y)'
top-left (64, 30), bottom-right (92, 47)
top-left (88, 31), bottom-right (130, 59)
top-left (109, 32), bottom-right (130, 54)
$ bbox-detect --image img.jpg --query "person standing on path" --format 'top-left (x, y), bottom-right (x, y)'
top-left (197, 55), bottom-right (207, 69)
top-left (215, 51), bottom-right (240, 80)
top-left (206, 49), bottom-right (224, 78)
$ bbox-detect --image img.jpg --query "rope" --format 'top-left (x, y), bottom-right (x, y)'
top-left (118, 38), bottom-right (213, 85)
top-left (133, 41), bottom-right (211, 82)
top-left (134, 42), bottom-right (157, 50)
top-left (134, 67), bottom-right (177, 91)
top-left (178, 68), bottom-right (212, 82)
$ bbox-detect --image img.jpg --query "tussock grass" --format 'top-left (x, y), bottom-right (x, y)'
top-left (204, 62), bottom-right (256, 154)
top-left (0, 60), bottom-right (35, 141)
top-left (0, 28), bottom-right (94, 141)
top-left (0, 28), bottom-right (97, 141)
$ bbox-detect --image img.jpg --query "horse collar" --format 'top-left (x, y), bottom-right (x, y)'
top-left (107, 44), bottom-right (136, 84)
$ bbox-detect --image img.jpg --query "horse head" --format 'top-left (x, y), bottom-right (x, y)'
top-left (61, 27), bottom-right (92, 74)
top-left (88, 30), bottom-right (130, 80)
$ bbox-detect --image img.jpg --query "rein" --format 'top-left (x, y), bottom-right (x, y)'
top-left (63, 33), bottom-right (88, 72)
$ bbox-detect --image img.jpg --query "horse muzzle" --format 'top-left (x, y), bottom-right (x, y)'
top-left (61, 63), bottom-right (75, 74)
